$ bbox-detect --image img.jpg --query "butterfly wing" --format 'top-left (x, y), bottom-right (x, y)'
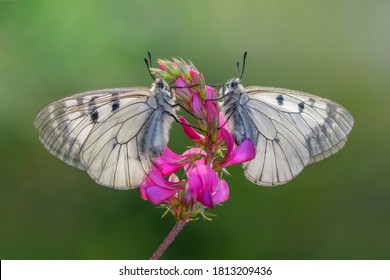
top-left (34, 87), bottom-right (168, 189)
top-left (224, 86), bottom-right (354, 186)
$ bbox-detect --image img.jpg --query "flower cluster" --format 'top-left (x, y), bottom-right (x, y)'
top-left (140, 58), bottom-right (255, 220)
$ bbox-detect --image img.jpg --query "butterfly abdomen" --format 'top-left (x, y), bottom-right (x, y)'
top-left (138, 86), bottom-right (176, 162)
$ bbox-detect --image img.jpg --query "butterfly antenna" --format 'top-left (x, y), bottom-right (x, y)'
top-left (236, 61), bottom-right (241, 77)
top-left (239, 51), bottom-right (248, 81)
top-left (147, 50), bottom-right (153, 67)
top-left (144, 57), bottom-right (155, 82)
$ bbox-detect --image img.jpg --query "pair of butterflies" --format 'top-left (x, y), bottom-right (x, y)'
top-left (34, 62), bottom-right (354, 190)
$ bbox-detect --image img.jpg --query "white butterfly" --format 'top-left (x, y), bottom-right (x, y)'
top-left (220, 78), bottom-right (354, 186)
top-left (34, 79), bottom-right (177, 190)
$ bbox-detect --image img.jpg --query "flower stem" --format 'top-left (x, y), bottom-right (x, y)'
top-left (150, 217), bottom-right (189, 260)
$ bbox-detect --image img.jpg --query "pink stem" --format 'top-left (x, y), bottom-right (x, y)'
top-left (150, 218), bottom-right (189, 260)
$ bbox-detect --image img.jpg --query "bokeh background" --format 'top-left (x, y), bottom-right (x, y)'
top-left (1, 0), bottom-right (389, 260)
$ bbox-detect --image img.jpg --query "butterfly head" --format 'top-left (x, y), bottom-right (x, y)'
top-left (152, 78), bottom-right (174, 99)
top-left (223, 78), bottom-right (244, 96)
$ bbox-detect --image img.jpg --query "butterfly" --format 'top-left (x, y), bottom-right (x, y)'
top-left (220, 77), bottom-right (354, 186)
top-left (34, 79), bottom-right (177, 190)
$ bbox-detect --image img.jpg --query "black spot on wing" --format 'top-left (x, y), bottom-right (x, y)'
top-left (111, 93), bottom-right (120, 111)
top-left (276, 94), bottom-right (284, 105)
top-left (298, 102), bottom-right (304, 112)
top-left (88, 97), bottom-right (99, 123)
top-left (90, 111), bottom-right (99, 122)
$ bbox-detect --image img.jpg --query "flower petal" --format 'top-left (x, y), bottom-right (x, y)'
top-left (189, 70), bottom-right (198, 84)
top-left (220, 128), bottom-right (235, 159)
top-left (222, 138), bottom-right (256, 167)
top-left (154, 147), bottom-right (186, 176)
top-left (206, 85), bottom-right (218, 100)
top-left (199, 189), bottom-right (214, 208)
top-left (182, 148), bottom-right (206, 169)
top-left (212, 179), bottom-right (229, 204)
top-left (180, 116), bottom-right (204, 141)
top-left (174, 78), bottom-right (191, 100)
top-left (191, 94), bottom-right (203, 118)
top-left (140, 167), bottom-right (182, 204)
top-left (143, 185), bottom-right (180, 205)
top-left (187, 165), bottom-right (220, 208)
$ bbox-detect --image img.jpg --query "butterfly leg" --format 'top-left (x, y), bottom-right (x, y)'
top-left (163, 111), bottom-right (206, 133)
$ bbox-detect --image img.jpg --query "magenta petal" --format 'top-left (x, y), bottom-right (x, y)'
top-left (191, 94), bottom-right (203, 117)
top-left (204, 102), bottom-right (218, 123)
top-left (147, 167), bottom-right (172, 187)
top-left (187, 167), bottom-right (203, 195)
top-left (174, 78), bottom-right (191, 99)
top-left (224, 138), bottom-right (256, 167)
top-left (189, 70), bottom-right (198, 83)
top-left (193, 165), bottom-right (219, 190)
top-left (187, 165), bottom-right (220, 207)
top-left (175, 78), bottom-right (189, 92)
top-left (180, 116), bottom-right (204, 140)
top-left (203, 90), bottom-right (218, 123)
top-left (217, 113), bottom-right (226, 141)
top-left (140, 165), bottom-right (182, 204)
top-left (139, 184), bottom-right (148, 200)
top-left (204, 167), bottom-right (220, 189)
top-left (199, 189), bottom-right (214, 208)
top-left (206, 85), bottom-right (218, 100)
top-left (159, 147), bottom-right (183, 163)
top-left (144, 185), bottom-right (179, 205)
top-left (182, 147), bottom-right (205, 157)
top-left (155, 147), bottom-right (186, 176)
top-left (205, 86), bottom-right (218, 121)
top-left (220, 128), bottom-right (235, 158)
top-left (212, 179), bottom-right (229, 204)
top-left (182, 148), bottom-right (206, 169)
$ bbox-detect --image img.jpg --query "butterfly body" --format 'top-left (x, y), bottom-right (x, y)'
top-left (34, 79), bottom-right (176, 189)
top-left (220, 78), bottom-right (354, 186)
top-left (137, 82), bottom-right (177, 160)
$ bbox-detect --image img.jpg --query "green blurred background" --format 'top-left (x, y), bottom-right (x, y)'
top-left (1, 0), bottom-right (389, 260)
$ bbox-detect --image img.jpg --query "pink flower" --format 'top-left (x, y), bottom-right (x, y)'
top-left (182, 148), bottom-right (207, 168)
top-left (154, 146), bottom-right (207, 175)
top-left (189, 70), bottom-right (198, 84)
top-left (191, 94), bottom-right (203, 119)
top-left (186, 165), bottom-right (229, 208)
top-left (141, 146), bottom-right (210, 207)
top-left (154, 147), bottom-right (187, 176)
top-left (159, 64), bottom-right (166, 71)
top-left (206, 85), bottom-right (217, 99)
top-left (142, 57), bottom-right (258, 218)
top-left (140, 167), bottom-right (182, 205)
top-left (216, 128), bottom-right (256, 169)
top-left (204, 86), bottom-right (218, 123)
top-left (179, 116), bottom-right (206, 144)
top-left (174, 78), bottom-right (192, 101)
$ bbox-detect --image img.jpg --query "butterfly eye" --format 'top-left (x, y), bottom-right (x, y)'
top-left (230, 81), bottom-right (238, 89)
top-left (157, 82), bottom-right (165, 90)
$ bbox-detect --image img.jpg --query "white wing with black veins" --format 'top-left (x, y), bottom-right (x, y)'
top-left (34, 86), bottom-right (175, 189)
top-left (223, 85), bottom-right (354, 186)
